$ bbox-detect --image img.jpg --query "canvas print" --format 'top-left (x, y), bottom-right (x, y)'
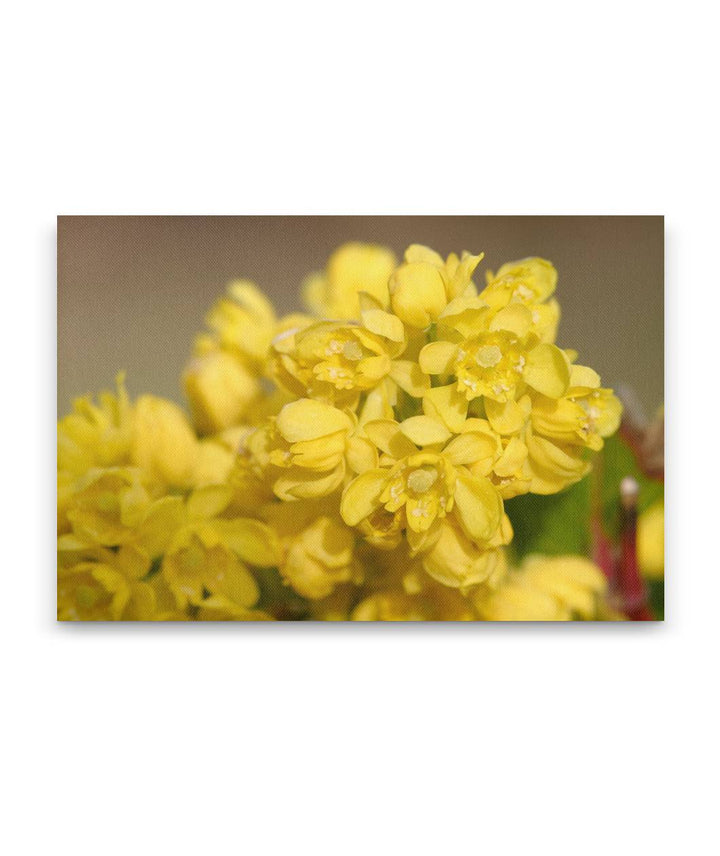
top-left (57, 216), bottom-right (664, 621)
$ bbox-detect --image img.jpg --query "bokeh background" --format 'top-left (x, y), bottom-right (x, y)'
top-left (57, 216), bottom-right (664, 416)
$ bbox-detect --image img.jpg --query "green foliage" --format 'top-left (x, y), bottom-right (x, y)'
top-left (507, 432), bottom-right (663, 566)
top-left (599, 433), bottom-right (664, 541)
top-left (506, 477), bottom-right (591, 561)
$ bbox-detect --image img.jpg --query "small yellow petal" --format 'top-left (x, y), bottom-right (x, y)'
top-left (489, 303), bottom-right (533, 337)
top-left (360, 306), bottom-right (405, 342)
top-left (389, 361), bottom-right (431, 397)
top-left (213, 518), bottom-right (279, 567)
top-left (569, 364), bottom-right (601, 390)
top-left (389, 262), bottom-right (447, 329)
top-left (345, 435), bottom-right (379, 474)
top-left (485, 396), bottom-right (531, 435)
top-left (423, 384), bottom-right (468, 433)
top-left (363, 420), bottom-right (418, 459)
top-left (399, 416), bottom-right (451, 447)
top-left (418, 341), bottom-right (459, 375)
top-left (341, 469), bottom-right (388, 526)
top-left (523, 344), bottom-right (570, 398)
top-left (276, 399), bottom-right (352, 442)
top-left (452, 471), bottom-right (502, 542)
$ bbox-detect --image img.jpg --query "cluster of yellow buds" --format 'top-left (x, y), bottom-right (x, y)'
top-left (57, 241), bottom-right (622, 620)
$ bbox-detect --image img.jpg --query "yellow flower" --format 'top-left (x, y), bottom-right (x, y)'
top-left (271, 301), bottom-right (428, 412)
top-left (420, 302), bottom-right (570, 430)
top-left (205, 279), bottom-right (277, 364)
top-left (340, 415), bottom-right (504, 555)
top-left (163, 528), bottom-right (260, 612)
top-left (302, 242), bottom-right (397, 320)
top-left (481, 257), bottom-right (560, 343)
top-left (183, 279), bottom-right (279, 433)
top-left (477, 554), bottom-right (608, 620)
top-left (161, 491), bottom-right (279, 611)
top-left (524, 428), bottom-right (592, 494)
top-left (184, 350), bottom-right (261, 434)
top-left (530, 364), bottom-right (622, 452)
top-left (58, 543), bottom-right (156, 621)
top-left (130, 395), bottom-right (200, 490)
top-left (61, 467), bottom-right (156, 547)
top-left (262, 500), bottom-right (361, 599)
top-left (58, 373), bottom-right (133, 478)
top-left (388, 245), bottom-right (484, 329)
top-left (245, 399), bottom-right (376, 501)
top-left (422, 517), bottom-right (511, 588)
top-left (638, 500), bottom-right (664, 579)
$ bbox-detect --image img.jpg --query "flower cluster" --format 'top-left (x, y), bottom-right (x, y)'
top-left (58, 241), bottom-right (622, 620)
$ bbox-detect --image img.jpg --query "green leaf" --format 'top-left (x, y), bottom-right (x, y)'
top-left (506, 476), bottom-right (591, 561)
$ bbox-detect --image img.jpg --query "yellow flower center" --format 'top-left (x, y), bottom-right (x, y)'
top-left (454, 331), bottom-right (526, 402)
top-left (475, 345), bottom-right (503, 368)
top-left (380, 453), bottom-right (456, 533)
top-left (406, 467), bottom-right (438, 493)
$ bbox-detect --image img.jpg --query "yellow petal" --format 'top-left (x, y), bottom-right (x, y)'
top-left (345, 435), bottom-right (379, 474)
top-left (399, 416), bottom-right (451, 447)
top-left (186, 485), bottom-right (233, 521)
top-left (443, 430), bottom-right (499, 466)
top-left (213, 518), bottom-right (279, 567)
top-left (489, 303), bottom-right (533, 337)
top-left (389, 360), bottom-right (431, 397)
top-left (273, 464), bottom-right (346, 500)
top-left (523, 344), bottom-right (570, 398)
top-left (363, 420), bottom-right (418, 459)
top-left (389, 262), bottom-right (447, 329)
top-left (485, 396), bottom-right (531, 435)
top-left (341, 469), bottom-right (388, 526)
top-left (494, 437), bottom-right (528, 477)
top-left (360, 306), bottom-right (405, 342)
top-left (403, 244), bottom-right (445, 266)
top-left (569, 364), bottom-right (601, 390)
top-left (452, 471), bottom-right (502, 542)
top-left (276, 399), bottom-right (352, 442)
top-left (422, 384), bottom-right (468, 433)
top-left (418, 341), bottom-right (459, 375)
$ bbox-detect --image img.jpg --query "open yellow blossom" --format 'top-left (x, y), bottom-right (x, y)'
top-left (262, 500), bottom-right (362, 599)
top-left (160, 488), bottom-right (279, 611)
top-left (271, 298), bottom-right (428, 412)
top-left (61, 467), bottom-right (162, 548)
top-left (341, 415), bottom-right (504, 555)
top-left (58, 373), bottom-right (134, 477)
top-left (58, 543), bottom-right (156, 621)
top-left (420, 302), bottom-right (570, 430)
top-left (481, 257), bottom-right (561, 343)
top-left (302, 242), bottom-right (397, 320)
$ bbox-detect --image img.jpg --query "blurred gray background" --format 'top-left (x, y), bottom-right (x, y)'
top-left (57, 216), bottom-right (663, 416)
